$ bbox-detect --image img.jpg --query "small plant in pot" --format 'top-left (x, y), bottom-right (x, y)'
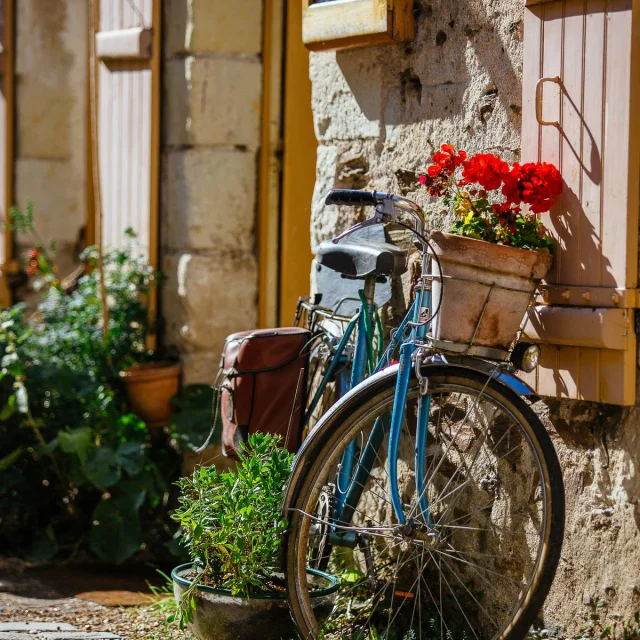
top-left (418, 145), bottom-right (563, 356)
top-left (170, 433), bottom-right (338, 640)
top-left (15, 209), bottom-right (180, 427)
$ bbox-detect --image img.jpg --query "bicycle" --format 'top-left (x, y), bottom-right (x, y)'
top-left (283, 189), bottom-right (565, 640)
top-left (295, 263), bottom-right (389, 438)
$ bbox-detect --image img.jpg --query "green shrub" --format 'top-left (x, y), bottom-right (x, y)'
top-left (0, 208), bottom-right (182, 563)
top-left (172, 432), bottom-right (293, 596)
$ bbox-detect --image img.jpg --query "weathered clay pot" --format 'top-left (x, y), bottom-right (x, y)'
top-left (428, 231), bottom-right (553, 353)
top-left (172, 564), bottom-right (338, 640)
top-left (119, 362), bottom-right (181, 427)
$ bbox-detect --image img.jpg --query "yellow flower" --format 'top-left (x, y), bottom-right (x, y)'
top-left (455, 195), bottom-right (473, 217)
top-left (464, 211), bottom-right (475, 225)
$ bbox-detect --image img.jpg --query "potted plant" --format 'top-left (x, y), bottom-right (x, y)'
top-left (93, 232), bottom-right (180, 428)
top-left (170, 433), bottom-right (338, 640)
top-left (14, 207), bottom-right (179, 427)
top-left (0, 207), bottom-right (183, 564)
top-left (418, 145), bottom-right (563, 352)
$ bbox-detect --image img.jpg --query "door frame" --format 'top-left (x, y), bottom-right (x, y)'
top-left (258, 0), bottom-right (317, 327)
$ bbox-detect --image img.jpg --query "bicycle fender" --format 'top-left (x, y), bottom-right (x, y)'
top-left (423, 354), bottom-right (539, 399)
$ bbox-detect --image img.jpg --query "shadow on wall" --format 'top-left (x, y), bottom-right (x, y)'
top-left (335, 0), bottom-right (523, 130)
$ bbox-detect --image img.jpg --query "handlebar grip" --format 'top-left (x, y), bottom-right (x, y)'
top-left (325, 189), bottom-right (379, 207)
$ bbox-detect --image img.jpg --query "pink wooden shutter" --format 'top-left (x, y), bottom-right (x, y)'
top-left (521, 0), bottom-right (640, 405)
top-left (96, 0), bottom-right (160, 262)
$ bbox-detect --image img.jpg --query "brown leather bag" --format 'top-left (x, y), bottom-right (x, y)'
top-left (219, 327), bottom-right (311, 457)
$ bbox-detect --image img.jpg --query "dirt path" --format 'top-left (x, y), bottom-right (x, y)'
top-left (0, 558), bottom-right (189, 640)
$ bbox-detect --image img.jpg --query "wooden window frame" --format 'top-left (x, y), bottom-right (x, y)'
top-left (302, 0), bottom-right (414, 51)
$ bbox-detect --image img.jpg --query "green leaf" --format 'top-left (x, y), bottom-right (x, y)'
top-left (116, 441), bottom-right (144, 476)
top-left (39, 437), bottom-right (59, 456)
top-left (0, 447), bottom-right (23, 470)
top-left (58, 427), bottom-right (93, 464)
top-left (0, 395), bottom-right (16, 421)
top-left (26, 525), bottom-right (58, 563)
top-left (84, 447), bottom-right (121, 488)
top-left (89, 498), bottom-right (143, 564)
top-left (117, 477), bottom-right (149, 514)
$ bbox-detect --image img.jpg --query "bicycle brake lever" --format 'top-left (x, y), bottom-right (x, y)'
top-left (331, 199), bottom-right (396, 244)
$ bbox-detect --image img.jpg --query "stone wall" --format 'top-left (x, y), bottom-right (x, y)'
top-left (160, 0), bottom-right (262, 384)
top-left (14, 0), bottom-right (87, 280)
top-left (308, 0), bottom-right (640, 633)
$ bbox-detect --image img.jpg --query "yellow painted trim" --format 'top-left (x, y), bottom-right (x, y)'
top-left (147, 0), bottom-right (161, 350)
top-left (258, 0), bottom-right (284, 328)
top-left (279, 1), bottom-right (316, 325)
top-left (302, 0), bottom-right (414, 51)
top-left (0, 0), bottom-right (15, 306)
top-left (85, 5), bottom-right (96, 248)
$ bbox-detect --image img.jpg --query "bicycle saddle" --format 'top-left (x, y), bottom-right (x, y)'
top-left (316, 238), bottom-right (407, 279)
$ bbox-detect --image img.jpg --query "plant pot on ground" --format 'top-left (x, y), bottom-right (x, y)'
top-left (170, 433), bottom-right (338, 640)
top-left (172, 563), bottom-right (337, 640)
top-left (120, 361), bottom-right (181, 428)
top-left (418, 145), bottom-right (562, 354)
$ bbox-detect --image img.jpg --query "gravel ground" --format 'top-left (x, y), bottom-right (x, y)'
top-left (0, 558), bottom-right (191, 640)
top-left (0, 593), bottom-right (189, 640)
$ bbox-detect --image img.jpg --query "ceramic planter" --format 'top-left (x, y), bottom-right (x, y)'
top-left (428, 231), bottom-right (553, 355)
top-left (119, 362), bottom-right (181, 427)
top-left (172, 563), bottom-right (338, 640)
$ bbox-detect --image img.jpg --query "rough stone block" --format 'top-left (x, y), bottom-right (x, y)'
top-left (164, 0), bottom-right (263, 55)
top-left (16, 0), bottom-right (87, 160)
top-left (15, 160), bottom-right (85, 245)
top-left (310, 51), bottom-right (381, 142)
top-left (161, 252), bottom-right (258, 353)
top-left (179, 350), bottom-right (220, 386)
top-left (17, 81), bottom-right (74, 160)
top-left (163, 57), bottom-right (262, 148)
top-left (0, 624), bottom-right (75, 631)
top-left (161, 148), bottom-right (257, 253)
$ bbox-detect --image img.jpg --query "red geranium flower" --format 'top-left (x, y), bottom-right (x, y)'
top-left (491, 202), bottom-right (520, 217)
top-left (27, 248), bottom-right (40, 277)
top-left (425, 144), bottom-right (467, 180)
top-left (461, 153), bottom-right (509, 191)
top-left (502, 162), bottom-right (563, 213)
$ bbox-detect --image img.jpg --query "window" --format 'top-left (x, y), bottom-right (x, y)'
top-left (301, 0), bottom-right (414, 51)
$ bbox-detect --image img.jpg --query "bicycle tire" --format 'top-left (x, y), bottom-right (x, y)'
top-left (285, 365), bottom-right (565, 640)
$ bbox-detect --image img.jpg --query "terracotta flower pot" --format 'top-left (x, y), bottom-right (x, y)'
top-left (119, 362), bottom-right (181, 427)
top-left (428, 231), bottom-right (553, 355)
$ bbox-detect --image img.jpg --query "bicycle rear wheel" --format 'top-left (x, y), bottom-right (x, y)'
top-left (285, 366), bottom-right (564, 640)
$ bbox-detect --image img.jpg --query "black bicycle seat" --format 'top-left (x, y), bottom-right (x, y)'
top-left (316, 239), bottom-right (407, 279)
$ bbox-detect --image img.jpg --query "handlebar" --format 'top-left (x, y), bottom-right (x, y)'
top-left (324, 189), bottom-right (428, 244)
top-left (325, 189), bottom-right (389, 207)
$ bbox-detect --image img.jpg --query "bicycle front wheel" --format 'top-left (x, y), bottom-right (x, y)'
top-left (285, 366), bottom-right (564, 640)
